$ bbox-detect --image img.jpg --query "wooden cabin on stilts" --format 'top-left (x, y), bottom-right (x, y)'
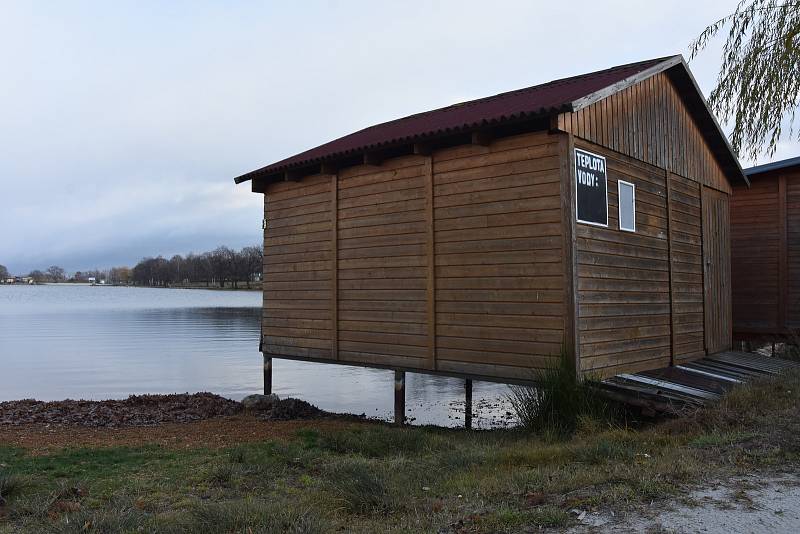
top-left (234, 55), bottom-right (748, 425)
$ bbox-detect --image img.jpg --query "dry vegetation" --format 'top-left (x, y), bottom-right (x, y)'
top-left (0, 371), bottom-right (799, 533)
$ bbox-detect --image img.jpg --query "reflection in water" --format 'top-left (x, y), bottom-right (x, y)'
top-left (0, 285), bottom-right (514, 428)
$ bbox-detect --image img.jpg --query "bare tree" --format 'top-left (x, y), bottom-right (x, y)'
top-left (0, 264), bottom-right (9, 280)
top-left (209, 246), bottom-right (235, 288)
top-left (108, 266), bottom-right (131, 285)
top-left (28, 270), bottom-right (46, 283)
top-left (46, 265), bottom-right (66, 282)
top-left (691, 0), bottom-right (800, 158)
top-left (240, 245), bottom-right (263, 289)
top-left (168, 255), bottom-right (184, 284)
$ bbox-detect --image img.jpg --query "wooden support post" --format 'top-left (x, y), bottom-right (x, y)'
top-left (263, 354), bottom-right (272, 395)
top-left (464, 379), bottom-right (473, 430)
top-left (394, 370), bottom-right (406, 426)
top-left (559, 133), bottom-right (580, 378)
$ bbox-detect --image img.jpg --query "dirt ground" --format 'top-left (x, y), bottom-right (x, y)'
top-left (569, 473), bottom-right (800, 533)
top-left (0, 415), bottom-right (361, 454)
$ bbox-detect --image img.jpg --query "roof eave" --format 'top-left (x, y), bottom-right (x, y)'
top-left (745, 155), bottom-right (800, 177)
top-left (233, 107), bottom-right (570, 184)
top-left (672, 57), bottom-right (749, 187)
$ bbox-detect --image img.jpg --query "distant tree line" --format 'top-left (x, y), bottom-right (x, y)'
top-left (1, 245), bottom-right (262, 289)
top-left (131, 245), bottom-right (262, 288)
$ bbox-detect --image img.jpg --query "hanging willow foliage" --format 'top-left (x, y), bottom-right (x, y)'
top-left (690, 1), bottom-right (800, 159)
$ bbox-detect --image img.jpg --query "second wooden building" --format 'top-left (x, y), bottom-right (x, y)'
top-left (731, 156), bottom-right (800, 340)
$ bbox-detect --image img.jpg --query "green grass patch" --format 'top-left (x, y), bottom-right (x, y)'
top-left (689, 431), bottom-right (758, 449)
top-left (316, 425), bottom-right (435, 458)
top-left (323, 457), bottom-right (394, 515)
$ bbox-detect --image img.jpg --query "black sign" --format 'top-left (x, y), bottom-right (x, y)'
top-left (575, 148), bottom-right (608, 226)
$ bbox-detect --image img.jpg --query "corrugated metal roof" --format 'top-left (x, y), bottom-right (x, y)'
top-left (235, 57), bottom-right (673, 183)
top-left (745, 156), bottom-right (800, 177)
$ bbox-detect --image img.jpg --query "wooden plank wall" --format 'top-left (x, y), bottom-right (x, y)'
top-left (261, 175), bottom-right (333, 359)
top-left (573, 140), bottom-right (673, 375)
top-left (262, 131), bottom-right (565, 381)
top-left (556, 71), bottom-right (731, 195)
top-left (701, 187), bottom-right (732, 352)
top-left (336, 156), bottom-right (429, 369)
top-left (558, 70), bottom-right (738, 369)
top-left (432, 133), bottom-right (564, 379)
top-left (787, 173), bottom-right (800, 329)
top-left (730, 168), bottom-right (800, 337)
top-left (669, 174), bottom-right (705, 362)
top-left (730, 178), bottom-right (781, 334)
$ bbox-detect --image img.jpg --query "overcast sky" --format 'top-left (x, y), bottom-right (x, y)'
top-left (1, 1), bottom-right (797, 275)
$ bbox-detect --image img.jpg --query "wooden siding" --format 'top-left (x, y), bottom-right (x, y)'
top-left (788, 174), bottom-right (800, 328)
top-left (336, 156), bottom-right (429, 370)
top-left (702, 187), bottom-right (732, 352)
top-left (731, 168), bottom-right (800, 335)
top-left (669, 174), bottom-right (706, 362)
top-left (433, 132), bottom-right (564, 379)
top-left (557, 71), bottom-right (731, 195)
top-left (261, 174), bottom-right (333, 360)
top-left (574, 140), bottom-right (672, 375)
top-left (731, 178), bottom-right (781, 333)
top-left (262, 131), bottom-right (565, 381)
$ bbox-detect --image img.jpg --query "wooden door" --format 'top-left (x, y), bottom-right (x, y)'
top-left (702, 187), bottom-right (732, 353)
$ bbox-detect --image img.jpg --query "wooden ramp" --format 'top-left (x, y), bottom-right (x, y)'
top-left (596, 351), bottom-right (800, 414)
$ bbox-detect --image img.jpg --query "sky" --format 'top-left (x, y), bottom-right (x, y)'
top-left (1, 1), bottom-right (797, 275)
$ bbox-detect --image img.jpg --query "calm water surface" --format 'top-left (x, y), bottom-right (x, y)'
top-left (0, 285), bottom-right (514, 427)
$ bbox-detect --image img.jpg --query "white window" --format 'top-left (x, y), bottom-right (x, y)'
top-left (618, 180), bottom-right (636, 232)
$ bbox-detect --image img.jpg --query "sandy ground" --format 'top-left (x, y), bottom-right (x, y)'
top-left (570, 473), bottom-right (800, 533)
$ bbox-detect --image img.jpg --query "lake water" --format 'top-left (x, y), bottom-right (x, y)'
top-left (0, 285), bottom-right (514, 428)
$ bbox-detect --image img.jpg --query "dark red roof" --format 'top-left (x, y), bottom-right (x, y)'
top-left (235, 57), bottom-right (675, 183)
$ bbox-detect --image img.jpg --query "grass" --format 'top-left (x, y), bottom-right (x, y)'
top-left (507, 349), bottom-right (618, 436)
top-left (1, 370), bottom-right (799, 533)
top-left (0, 471), bottom-right (26, 506)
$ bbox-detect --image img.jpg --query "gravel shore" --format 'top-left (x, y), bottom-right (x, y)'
top-left (0, 393), bottom-right (326, 428)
